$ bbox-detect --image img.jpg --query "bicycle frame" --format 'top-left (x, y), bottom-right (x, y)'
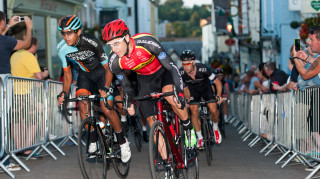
top-left (156, 100), bottom-right (185, 169)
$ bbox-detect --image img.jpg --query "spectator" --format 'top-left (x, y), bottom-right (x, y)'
top-left (294, 43), bottom-right (320, 91)
top-left (0, 11), bottom-right (32, 75)
top-left (294, 26), bottom-right (320, 80)
top-left (273, 45), bottom-right (299, 91)
top-left (248, 70), bottom-right (260, 94)
top-left (263, 62), bottom-right (289, 93)
top-left (11, 37), bottom-right (49, 79)
top-left (254, 63), bottom-right (269, 93)
top-left (0, 11), bottom-right (32, 172)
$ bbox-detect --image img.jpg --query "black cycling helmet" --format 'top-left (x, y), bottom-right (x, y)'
top-left (58, 15), bottom-right (82, 31)
top-left (215, 68), bottom-right (224, 74)
top-left (180, 50), bottom-right (195, 61)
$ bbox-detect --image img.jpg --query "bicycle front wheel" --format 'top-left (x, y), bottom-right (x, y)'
top-left (110, 129), bottom-right (130, 178)
top-left (78, 118), bottom-right (107, 179)
top-left (149, 121), bottom-right (173, 179)
top-left (203, 116), bottom-right (213, 166)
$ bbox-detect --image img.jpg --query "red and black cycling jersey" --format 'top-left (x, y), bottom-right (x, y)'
top-left (179, 63), bottom-right (216, 88)
top-left (108, 33), bottom-right (183, 97)
top-left (57, 33), bottom-right (108, 72)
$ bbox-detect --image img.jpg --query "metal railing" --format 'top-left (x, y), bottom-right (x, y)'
top-left (228, 88), bottom-right (320, 179)
top-left (0, 75), bottom-right (79, 178)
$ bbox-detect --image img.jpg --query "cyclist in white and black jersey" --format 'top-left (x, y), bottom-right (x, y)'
top-left (179, 50), bottom-right (223, 148)
top-left (56, 15), bottom-right (131, 163)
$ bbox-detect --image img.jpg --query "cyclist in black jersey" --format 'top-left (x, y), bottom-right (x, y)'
top-left (56, 15), bottom-right (131, 163)
top-left (214, 68), bottom-right (231, 123)
top-left (179, 50), bottom-right (223, 146)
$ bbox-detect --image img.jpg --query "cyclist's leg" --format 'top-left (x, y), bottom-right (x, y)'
top-left (222, 98), bottom-right (228, 122)
top-left (115, 87), bottom-right (128, 123)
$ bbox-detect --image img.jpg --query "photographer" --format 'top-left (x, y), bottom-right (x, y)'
top-left (294, 26), bottom-right (320, 82)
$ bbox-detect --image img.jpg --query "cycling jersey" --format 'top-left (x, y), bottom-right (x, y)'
top-left (180, 63), bottom-right (216, 87)
top-left (57, 33), bottom-right (108, 72)
top-left (109, 33), bottom-right (184, 97)
top-left (180, 63), bottom-right (216, 102)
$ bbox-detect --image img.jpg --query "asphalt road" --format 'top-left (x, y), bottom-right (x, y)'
top-left (0, 125), bottom-right (313, 179)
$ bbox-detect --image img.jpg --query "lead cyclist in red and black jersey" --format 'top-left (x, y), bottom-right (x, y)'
top-left (179, 50), bottom-right (223, 146)
top-left (56, 15), bottom-right (131, 163)
top-left (102, 19), bottom-right (196, 147)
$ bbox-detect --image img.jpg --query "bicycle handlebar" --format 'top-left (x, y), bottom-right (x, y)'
top-left (188, 99), bottom-right (217, 105)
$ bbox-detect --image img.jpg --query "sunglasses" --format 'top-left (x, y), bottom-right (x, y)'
top-left (182, 61), bottom-right (193, 66)
top-left (107, 36), bottom-right (126, 48)
top-left (61, 30), bottom-right (77, 36)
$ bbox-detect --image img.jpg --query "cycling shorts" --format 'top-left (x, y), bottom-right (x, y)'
top-left (189, 82), bottom-right (215, 103)
top-left (137, 68), bottom-right (173, 119)
top-left (76, 65), bottom-right (113, 101)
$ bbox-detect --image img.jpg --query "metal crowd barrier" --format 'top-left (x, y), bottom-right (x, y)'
top-left (229, 88), bottom-right (320, 179)
top-left (0, 75), bottom-right (81, 178)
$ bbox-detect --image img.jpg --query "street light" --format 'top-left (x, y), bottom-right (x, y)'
top-left (226, 22), bottom-right (232, 33)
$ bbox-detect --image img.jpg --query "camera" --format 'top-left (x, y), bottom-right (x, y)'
top-left (19, 17), bottom-right (24, 22)
top-left (294, 39), bottom-right (300, 51)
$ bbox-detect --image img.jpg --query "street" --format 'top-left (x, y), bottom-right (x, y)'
top-left (1, 125), bottom-right (310, 179)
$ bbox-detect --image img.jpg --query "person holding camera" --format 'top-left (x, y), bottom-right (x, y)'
top-left (0, 11), bottom-right (33, 75)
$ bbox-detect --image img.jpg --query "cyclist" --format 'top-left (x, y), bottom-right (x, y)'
top-left (102, 19), bottom-right (196, 149)
top-left (56, 15), bottom-right (131, 163)
top-left (179, 50), bottom-right (223, 148)
top-left (214, 68), bottom-right (230, 123)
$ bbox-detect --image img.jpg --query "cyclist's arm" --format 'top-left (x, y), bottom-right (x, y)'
top-left (103, 63), bottom-right (113, 88)
top-left (146, 37), bottom-right (184, 94)
top-left (225, 83), bottom-right (230, 98)
top-left (62, 67), bottom-right (72, 95)
top-left (108, 53), bottom-right (135, 97)
top-left (213, 79), bottom-right (222, 97)
top-left (183, 86), bottom-right (190, 102)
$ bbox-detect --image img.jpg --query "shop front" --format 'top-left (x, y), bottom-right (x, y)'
top-left (7, 0), bottom-right (85, 79)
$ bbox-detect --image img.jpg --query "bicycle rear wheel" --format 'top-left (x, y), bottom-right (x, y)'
top-left (202, 116), bottom-right (213, 166)
top-left (78, 118), bottom-right (107, 179)
top-left (149, 121), bottom-right (173, 179)
top-left (131, 116), bottom-right (143, 152)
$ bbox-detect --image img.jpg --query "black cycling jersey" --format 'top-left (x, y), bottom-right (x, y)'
top-left (179, 63), bottom-right (216, 88)
top-left (57, 33), bottom-right (108, 72)
top-left (108, 33), bottom-right (184, 98)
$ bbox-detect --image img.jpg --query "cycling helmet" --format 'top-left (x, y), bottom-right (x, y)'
top-left (58, 15), bottom-right (82, 31)
top-left (180, 50), bottom-right (195, 61)
top-left (215, 68), bottom-right (224, 74)
top-left (102, 19), bottom-right (129, 42)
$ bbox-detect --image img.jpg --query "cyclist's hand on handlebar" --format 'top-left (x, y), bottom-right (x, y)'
top-left (217, 96), bottom-right (223, 104)
top-left (173, 94), bottom-right (186, 109)
top-left (57, 91), bottom-right (67, 106)
top-left (127, 103), bottom-right (135, 116)
top-left (99, 89), bottom-right (107, 98)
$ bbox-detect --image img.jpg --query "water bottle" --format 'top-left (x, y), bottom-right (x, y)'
top-left (98, 122), bottom-right (106, 134)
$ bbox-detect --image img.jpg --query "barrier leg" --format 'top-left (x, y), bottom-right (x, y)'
top-left (260, 141), bottom-right (273, 153)
top-left (237, 124), bottom-right (244, 131)
top-left (250, 137), bottom-right (261, 148)
top-left (239, 126), bottom-right (247, 134)
top-left (229, 116), bottom-right (236, 124)
top-left (265, 143), bottom-right (278, 156)
top-left (0, 156), bottom-right (15, 178)
top-left (37, 143), bottom-right (49, 155)
top-left (281, 152), bottom-right (297, 168)
top-left (241, 130), bottom-right (251, 139)
top-left (305, 164), bottom-right (320, 179)
top-left (68, 135), bottom-right (78, 146)
top-left (41, 144), bottom-right (57, 160)
top-left (243, 132), bottom-right (253, 142)
top-left (49, 141), bottom-right (66, 156)
top-left (275, 150), bottom-right (291, 164)
top-left (233, 120), bottom-right (240, 127)
top-left (11, 154), bottom-right (30, 172)
top-left (248, 136), bottom-right (259, 146)
top-left (58, 137), bottom-right (69, 147)
top-left (298, 155), bottom-right (314, 167)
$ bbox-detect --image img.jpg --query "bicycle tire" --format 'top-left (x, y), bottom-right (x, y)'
top-left (149, 121), bottom-right (173, 179)
top-left (218, 104), bottom-right (226, 139)
top-left (203, 115), bottom-right (213, 166)
top-left (78, 118), bottom-right (107, 179)
top-left (132, 116), bottom-right (143, 152)
top-left (110, 127), bottom-right (130, 178)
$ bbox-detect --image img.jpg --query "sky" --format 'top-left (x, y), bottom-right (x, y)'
top-left (159, 0), bottom-right (212, 8)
